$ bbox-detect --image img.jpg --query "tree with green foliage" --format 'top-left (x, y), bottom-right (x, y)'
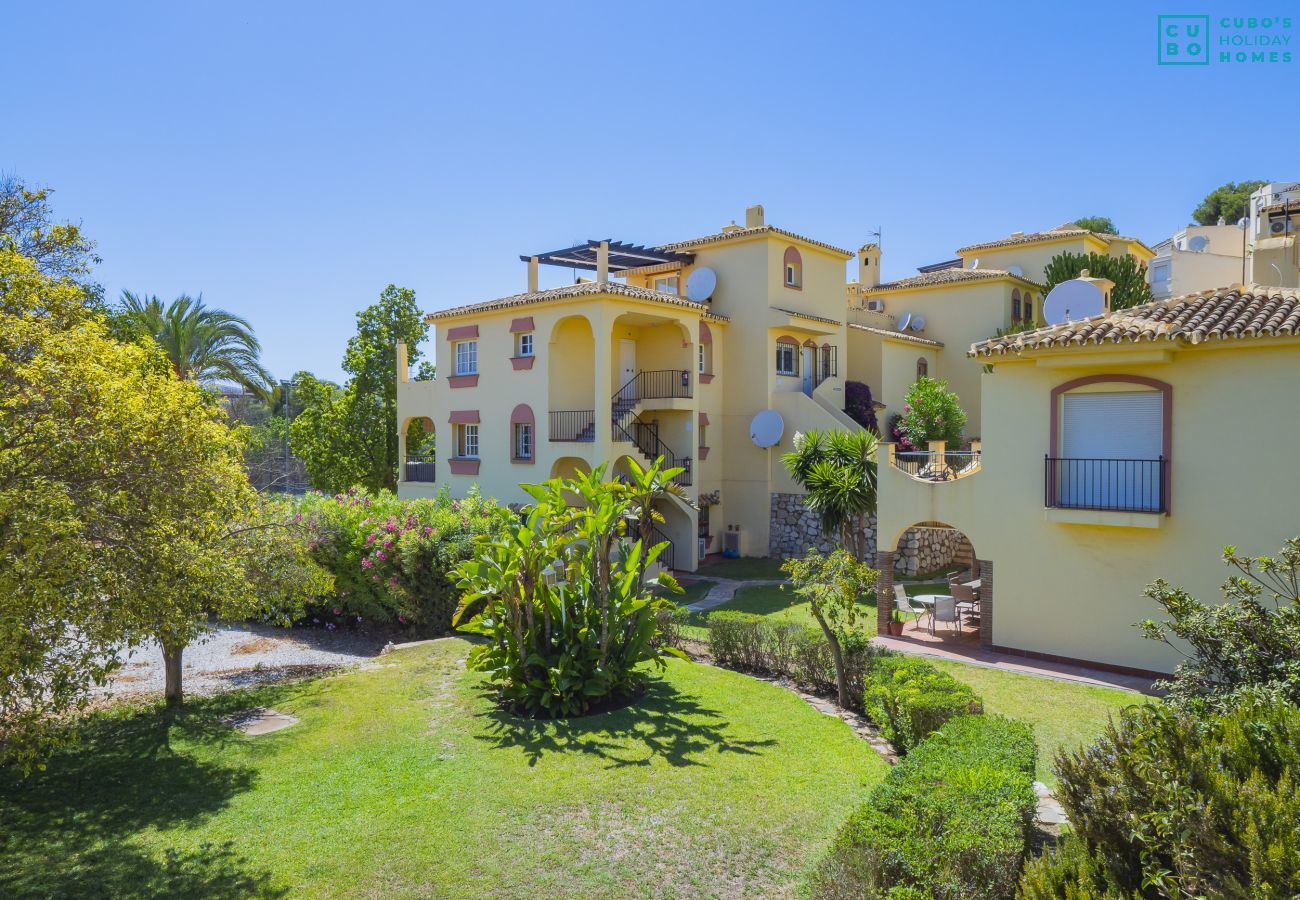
top-left (782, 430), bottom-right (879, 561)
top-left (0, 174), bottom-right (103, 307)
top-left (1138, 537), bottom-right (1300, 715)
top-left (1042, 251), bottom-right (1152, 311)
top-left (1072, 216), bottom-right (1116, 234)
top-left (898, 375), bottom-right (967, 448)
top-left (0, 247), bottom-right (324, 766)
top-left (453, 465), bottom-right (683, 717)
top-left (618, 455), bottom-right (691, 577)
top-left (291, 285), bottom-right (429, 492)
top-left (1192, 179), bottom-right (1268, 226)
top-left (115, 291), bottom-right (273, 398)
top-left (782, 549), bottom-right (878, 708)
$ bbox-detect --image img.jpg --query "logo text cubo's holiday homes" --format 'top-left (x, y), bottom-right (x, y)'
top-left (1159, 14), bottom-right (1293, 65)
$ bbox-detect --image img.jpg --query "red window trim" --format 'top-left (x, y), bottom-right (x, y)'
top-left (445, 324), bottom-right (479, 342)
top-left (509, 317), bottom-right (534, 334)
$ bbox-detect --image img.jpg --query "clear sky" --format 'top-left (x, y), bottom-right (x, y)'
top-left (5, 1), bottom-right (1296, 381)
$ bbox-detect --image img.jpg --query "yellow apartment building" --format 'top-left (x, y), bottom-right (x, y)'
top-left (846, 225), bottom-right (1154, 437)
top-left (396, 206), bottom-right (864, 570)
top-left (875, 285), bottom-right (1300, 675)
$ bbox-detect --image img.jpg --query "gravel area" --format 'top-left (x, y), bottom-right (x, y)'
top-left (97, 623), bottom-right (391, 700)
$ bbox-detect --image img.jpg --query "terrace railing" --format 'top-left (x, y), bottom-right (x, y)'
top-left (613, 369), bottom-right (693, 403)
top-left (404, 460), bottom-right (436, 483)
top-left (891, 445), bottom-right (982, 482)
top-left (549, 410), bottom-right (596, 442)
top-left (1045, 456), bottom-right (1167, 514)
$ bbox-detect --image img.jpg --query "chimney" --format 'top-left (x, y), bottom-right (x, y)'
top-left (596, 240), bottom-right (610, 282)
top-left (1077, 268), bottom-right (1116, 313)
top-left (745, 204), bottom-right (765, 229)
top-left (396, 340), bottom-right (409, 384)
top-left (858, 244), bottom-right (881, 289)
top-left (527, 256), bottom-right (539, 292)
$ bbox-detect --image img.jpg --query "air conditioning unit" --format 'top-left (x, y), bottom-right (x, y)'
top-left (1270, 219), bottom-right (1288, 235)
top-left (722, 530), bottom-right (740, 558)
top-left (865, 298), bottom-right (886, 312)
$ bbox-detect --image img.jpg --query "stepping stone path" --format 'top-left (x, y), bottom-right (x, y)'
top-left (224, 707), bottom-right (299, 735)
top-left (684, 578), bottom-right (785, 613)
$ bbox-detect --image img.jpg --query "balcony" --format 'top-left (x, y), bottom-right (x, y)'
top-left (405, 460), bottom-right (436, 483)
top-left (615, 369), bottom-right (693, 402)
top-left (1044, 457), bottom-right (1167, 515)
top-left (889, 442), bottom-right (982, 482)
top-left (549, 410), bottom-right (595, 442)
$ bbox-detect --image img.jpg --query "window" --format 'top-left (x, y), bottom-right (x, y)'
top-left (516, 332), bottom-right (534, 357)
top-left (916, 357), bottom-right (928, 379)
top-left (513, 422), bottom-right (533, 460)
top-left (776, 342), bottom-right (797, 375)
top-left (1151, 261), bottom-right (1171, 283)
top-left (1012, 289), bottom-right (1021, 322)
top-left (653, 275), bottom-right (679, 295)
top-left (454, 423), bottom-right (479, 458)
top-left (783, 247), bottom-right (802, 289)
top-left (1051, 386), bottom-right (1166, 513)
top-left (1024, 294), bottom-right (1034, 324)
top-left (698, 343), bottom-right (706, 373)
top-left (455, 340), bottom-right (478, 375)
top-left (698, 422), bottom-right (707, 449)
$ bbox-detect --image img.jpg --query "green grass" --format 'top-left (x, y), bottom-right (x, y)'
top-left (694, 556), bottom-right (787, 581)
top-left (929, 659), bottom-right (1150, 787)
top-left (672, 578), bottom-right (716, 607)
top-left (0, 639), bottom-right (889, 899)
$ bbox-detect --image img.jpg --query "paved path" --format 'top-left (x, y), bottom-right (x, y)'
top-left (683, 578), bottom-right (785, 613)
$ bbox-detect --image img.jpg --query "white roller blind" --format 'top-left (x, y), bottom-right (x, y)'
top-left (1062, 391), bottom-right (1163, 459)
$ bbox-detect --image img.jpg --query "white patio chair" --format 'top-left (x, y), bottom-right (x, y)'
top-left (893, 584), bottom-right (929, 630)
top-left (931, 595), bottom-right (959, 635)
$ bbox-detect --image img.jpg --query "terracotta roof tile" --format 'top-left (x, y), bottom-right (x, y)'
top-left (426, 281), bottom-right (729, 323)
top-left (661, 225), bottom-right (853, 258)
top-left (771, 306), bottom-right (842, 326)
top-left (970, 285), bottom-right (1300, 357)
top-left (865, 267), bottom-right (1041, 293)
top-left (848, 322), bottom-right (944, 348)
top-left (956, 226), bottom-right (1152, 256)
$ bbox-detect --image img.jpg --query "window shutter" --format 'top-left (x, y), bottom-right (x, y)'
top-left (1062, 392), bottom-right (1163, 459)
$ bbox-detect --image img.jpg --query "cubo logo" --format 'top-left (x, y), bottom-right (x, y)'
top-left (1159, 15), bottom-right (1210, 64)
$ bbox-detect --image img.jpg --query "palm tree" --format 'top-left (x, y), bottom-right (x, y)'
top-left (781, 429), bottom-right (879, 561)
top-left (118, 291), bottom-right (273, 398)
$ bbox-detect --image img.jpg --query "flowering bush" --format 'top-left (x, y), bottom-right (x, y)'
top-left (897, 376), bottom-right (966, 448)
top-left (844, 381), bottom-right (879, 433)
top-left (295, 486), bottom-right (502, 631)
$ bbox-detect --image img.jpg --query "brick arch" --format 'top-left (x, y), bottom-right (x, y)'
top-left (775, 334), bottom-right (800, 345)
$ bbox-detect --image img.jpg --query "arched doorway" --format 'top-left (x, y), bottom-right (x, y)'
top-left (400, 416), bottom-right (436, 483)
top-left (875, 521), bottom-right (989, 648)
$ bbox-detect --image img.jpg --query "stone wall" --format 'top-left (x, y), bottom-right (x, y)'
top-left (893, 526), bottom-right (972, 577)
top-left (768, 492), bottom-right (877, 560)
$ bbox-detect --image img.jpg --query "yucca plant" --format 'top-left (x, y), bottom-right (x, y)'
top-left (782, 429), bottom-right (879, 561)
top-left (453, 464), bottom-right (685, 717)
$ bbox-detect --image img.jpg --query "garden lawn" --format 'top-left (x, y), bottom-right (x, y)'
top-left (694, 556), bottom-right (787, 581)
top-left (929, 659), bottom-right (1150, 787)
top-left (0, 639), bottom-right (888, 899)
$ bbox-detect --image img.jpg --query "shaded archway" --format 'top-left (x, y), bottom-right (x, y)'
top-left (548, 315), bottom-right (596, 424)
top-left (400, 415), bottom-right (436, 483)
top-left (876, 520), bottom-right (989, 649)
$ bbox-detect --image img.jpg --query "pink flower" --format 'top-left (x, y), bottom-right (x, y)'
top-left (383, 539), bottom-right (393, 549)
top-left (422, 526), bottom-right (433, 537)
top-left (376, 551), bottom-right (388, 561)
top-left (332, 607), bottom-right (341, 615)
top-left (397, 614), bottom-right (407, 624)
top-left (365, 534), bottom-right (377, 545)
top-left (361, 558), bottom-right (373, 569)
top-left (372, 575), bottom-right (380, 582)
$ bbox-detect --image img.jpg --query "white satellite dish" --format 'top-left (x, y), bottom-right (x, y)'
top-left (910, 315), bottom-right (926, 332)
top-left (1187, 235), bottom-right (1209, 252)
top-left (969, 258), bottom-right (980, 269)
top-left (685, 267), bottom-right (717, 302)
top-left (897, 312), bottom-right (913, 332)
top-left (1042, 279), bottom-right (1106, 325)
top-left (749, 409), bottom-right (785, 448)
top-left (1007, 264), bottom-right (1024, 277)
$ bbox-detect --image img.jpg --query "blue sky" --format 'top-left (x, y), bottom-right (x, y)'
top-left (5, 1), bottom-right (1296, 381)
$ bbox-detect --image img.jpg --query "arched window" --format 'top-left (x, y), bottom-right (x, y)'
top-left (916, 357), bottom-right (929, 379)
top-left (698, 321), bottom-right (713, 381)
top-left (1023, 293), bottom-right (1034, 325)
top-left (783, 247), bottom-right (802, 289)
top-left (510, 404), bottom-right (535, 463)
top-left (1012, 288), bottom-right (1022, 322)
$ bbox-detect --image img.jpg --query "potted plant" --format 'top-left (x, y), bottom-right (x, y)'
top-left (888, 608), bottom-right (906, 636)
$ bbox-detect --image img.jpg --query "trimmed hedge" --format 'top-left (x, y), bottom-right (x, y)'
top-left (864, 656), bottom-right (983, 753)
top-left (705, 612), bottom-right (890, 708)
top-left (808, 715), bottom-right (1038, 900)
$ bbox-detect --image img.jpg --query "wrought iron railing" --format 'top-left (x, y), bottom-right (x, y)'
top-left (1044, 456), bottom-right (1167, 513)
top-left (814, 345), bottom-right (838, 388)
top-left (613, 418), bottom-right (692, 486)
top-left (892, 450), bottom-right (982, 481)
top-left (548, 410), bottom-right (595, 442)
top-left (613, 368), bottom-right (693, 402)
top-left (404, 460), bottom-right (436, 483)
top-left (647, 523), bottom-right (676, 572)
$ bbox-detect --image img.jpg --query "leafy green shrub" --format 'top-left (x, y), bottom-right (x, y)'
top-left (453, 464), bottom-right (683, 717)
top-left (295, 486), bottom-right (501, 629)
top-left (864, 656), bottom-right (983, 753)
top-left (808, 715), bottom-right (1037, 900)
top-left (1139, 537), bottom-right (1300, 716)
top-left (1020, 696), bottom-right (1300, 899)
top-left (705, 614), bottom-right (889, 710)
top-left (897, 376), bottom-right (966, 449)
top-left (1042, 250), bottom-right (1151, 310)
